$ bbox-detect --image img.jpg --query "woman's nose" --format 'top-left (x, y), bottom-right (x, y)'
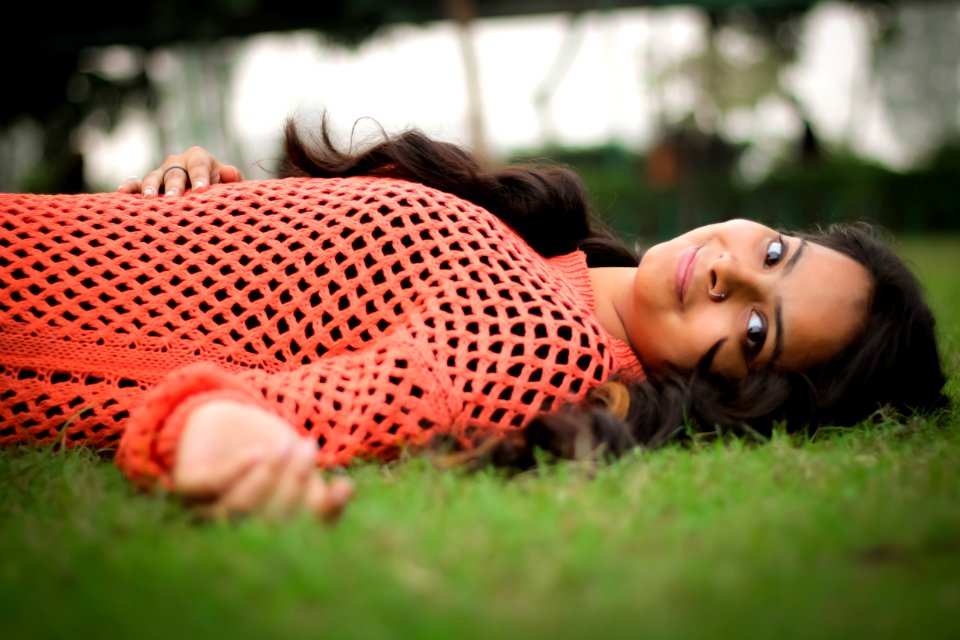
top-left (710, 253), bottom-right (765, 301)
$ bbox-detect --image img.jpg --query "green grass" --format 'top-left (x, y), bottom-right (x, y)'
top-left (2, 235), bottom-right (959, 640)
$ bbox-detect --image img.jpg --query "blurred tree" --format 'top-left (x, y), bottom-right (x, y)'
top-left (1, 0), bottom-right (437, 193)
top-left (532, 13), bottom-right (589, 145)
top-left (1, 0), bottom-right (918, 193)
top-left (0, 48), bottom-right (155, 193)
top-left (869, 1), bottom-right (960, 165)
top-left (647, 4), bottom-right (825, 179)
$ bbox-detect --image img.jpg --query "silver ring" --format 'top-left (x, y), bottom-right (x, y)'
top-left (162, 165), bottom-right (189, 181)
top-left (126, 175), bottom-right (140, 181)
top-left (709, 290), bottom-right (726, 301)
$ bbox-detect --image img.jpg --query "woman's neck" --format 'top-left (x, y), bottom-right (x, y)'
top-left (588, 266), bottom-right (637, 347)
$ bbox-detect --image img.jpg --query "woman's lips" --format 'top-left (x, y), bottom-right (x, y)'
top-left (676, 246), bottom-right (699, 306)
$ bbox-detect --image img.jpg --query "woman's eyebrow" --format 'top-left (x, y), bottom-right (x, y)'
top-left (782, 238), bottom-right (807, 276)
top-left (698, 338), bottom-right (727, 374)
top-left (742, 238), bottom-right (806, 371)
top-left (771, 298), bottom-right (784, 364)
top-left (769, 239), bottom-right (805, 365)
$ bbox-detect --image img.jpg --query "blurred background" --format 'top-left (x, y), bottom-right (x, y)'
top-left (3, 0), bottom-right (958, 242)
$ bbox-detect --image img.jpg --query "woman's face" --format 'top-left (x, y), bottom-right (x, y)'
top-left (626, 219), bottom-right (871, 377)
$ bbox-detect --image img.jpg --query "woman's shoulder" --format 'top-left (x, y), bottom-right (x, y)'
top-left (215, 175), bottom-right (484, 212)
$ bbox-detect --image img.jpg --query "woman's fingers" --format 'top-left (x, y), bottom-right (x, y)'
top-left (138, 167), bottom-right (163, 198)
top-left (203, 440), bottom-right (352, 522)
top-left (128, 147), bottom-right (239, 199)
top-left (213, 440), bottom-right (297, 514)
top-left (262, 439), bottom-right (318, 518)
top-left (171, 399), bottom-right (351, 522)
top-left (160, 164), bottom-right (191, 197)
top-left (173, 446), bottom-right (266, 501)
top-left (189, 453), bottom-right (354, 523)
top-left (308, 475), bottom-right (355, 523)
top-left (181, 146), bottom-right (220, 191)
top-left (116, 175), bottom-right (142, 194)
top-left (142, 153), bottom-right (192, 198)
top-left (216, 164), bottom-right (244, 185)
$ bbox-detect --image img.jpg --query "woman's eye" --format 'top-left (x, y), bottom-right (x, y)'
top-left (746, 310), bottom-right (767, 355)
top-left (765, 236), bottom-right (785, 267)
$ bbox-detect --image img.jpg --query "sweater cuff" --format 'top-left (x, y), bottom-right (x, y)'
top-left (115, 362), bottom-right (266, 490)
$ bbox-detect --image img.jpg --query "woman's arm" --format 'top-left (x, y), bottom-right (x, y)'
top-left (117, 328), bottom-right (461, 518)
top-left (117, 147), bottom-right (244, 198)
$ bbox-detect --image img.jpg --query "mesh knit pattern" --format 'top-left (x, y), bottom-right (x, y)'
top-left (0, 176), bottom-right (644, 486)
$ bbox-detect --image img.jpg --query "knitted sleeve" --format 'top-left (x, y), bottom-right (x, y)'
top-left (117, 325), bottom-right (460, 488)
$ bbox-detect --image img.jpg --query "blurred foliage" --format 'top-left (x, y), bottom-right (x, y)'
top-left (0, 50), bottom-right (156, 193)
top-left (4, 0), bottom-right (958, 238)
top-left (513, 0), bottom-right (960, 238)
top-left (3, 0), bottom-right (437, 193)
top-left (657, 5), bottom-right (804, 127)
top-left (3, 0), bottom-right (886, 192)
top-left (516, 137), bottom-right (960, 243)
top-left (870, 2), bottom-right (960, 162)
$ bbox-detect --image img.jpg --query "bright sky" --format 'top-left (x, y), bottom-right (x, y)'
top-left (85, 2), bottom-right (924, 189)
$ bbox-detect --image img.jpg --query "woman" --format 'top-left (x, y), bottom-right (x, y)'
top-left (2, 120), bottom-right (947, 519)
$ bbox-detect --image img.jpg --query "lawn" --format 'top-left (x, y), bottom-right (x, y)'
top-left (1, 235), bottom-right (958, 640)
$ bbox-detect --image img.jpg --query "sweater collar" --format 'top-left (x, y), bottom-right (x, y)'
top-left (545, 251), bottom-right (646, 382)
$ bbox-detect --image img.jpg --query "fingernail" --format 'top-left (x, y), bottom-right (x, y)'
top-left (165, 189), bottom-right (179, 197)
top-left (143, 188), bottom-right (154, 197)
top-left (193, 179), bottom-right (206, 189)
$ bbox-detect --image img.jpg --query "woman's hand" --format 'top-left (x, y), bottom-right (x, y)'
top-left (117, 147), bottom-right (244, 198)
top-left (172, 399), bottom-right (353, 522)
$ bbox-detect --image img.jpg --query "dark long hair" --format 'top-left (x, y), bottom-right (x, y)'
top-left (507, 222), bottom-right (949, 468)
top-left (279, 117), bottom-right (948, 467)
top-left (278, 117), bottom-right (637, 267)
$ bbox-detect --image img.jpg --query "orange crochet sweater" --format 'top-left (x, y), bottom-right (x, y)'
top-left (0, 176), bottom-right (644, 487)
